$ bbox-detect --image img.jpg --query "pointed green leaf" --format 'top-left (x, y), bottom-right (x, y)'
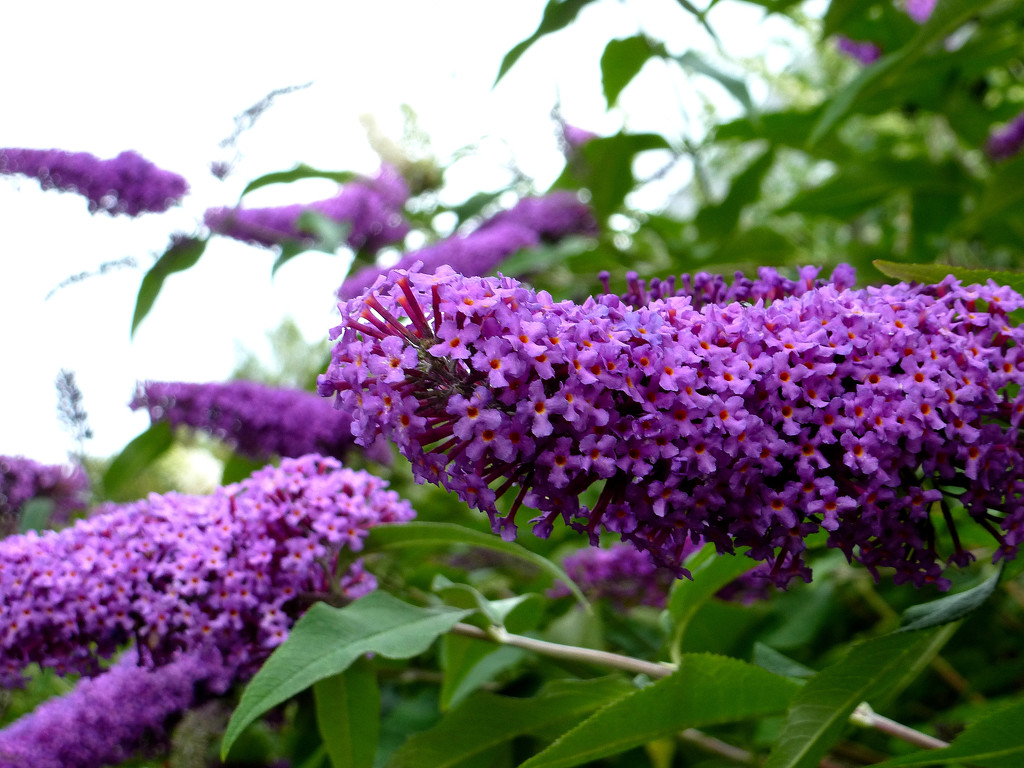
top-left (440, 635), bottom-right (525, 711)
top-left (386, 677), bottom-right (634, 768)
top-left (763, 629), bottom-right (941, 768)
top-left (314, 657), bottom-right (379, 768)
top-left (752, 643), bottom-right (815, 682)
top-left (494, 0), bottom-right (597, 84)
top-left (601, 36), bottom-right (658, 108)
top-left (242, 165), bottom-right (357, 196)
top-left (366, 522), bottom-right (589, 608)
top-left (674, 50), bottom-right (754, 115)
top-left (870, 697), bottom-right (1024, 767)
top-left (873, 261), bottom-right (1024, 295)
top-left (221, 593), bottom-right (472, 759)
top-left (899, 566), bottom-right (1004, 632)
top-left (18, 498), bottom-right (55, 534)
top-left (520, 654), bottom-right (800, 768)
top-left (131, 237), bottom-right (208, 337)
top-left (694, 147), bottom-right (774, 239)
top-left (102, 422), bottom-right (174, 498)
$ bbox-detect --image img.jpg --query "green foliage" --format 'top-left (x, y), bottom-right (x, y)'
top-left (313, 657), bottom-right (380, 768)
top-left (241, 164), bottom-right (357, 197)
top-left (101, 422), bottom-right (174, 500)
top-left (131, 237), bottom-right (207, 337)
top-left (495, 0), bottom-right (598, 84)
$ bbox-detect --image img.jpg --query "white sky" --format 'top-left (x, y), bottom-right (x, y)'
top-left (1, 1), bottom-right (819, 464)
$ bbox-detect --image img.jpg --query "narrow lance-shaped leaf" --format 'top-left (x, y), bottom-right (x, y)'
top-left (601, 36), bottom-right (657, 108)
top-left (101, 422), bottom-right (174, 499)
top-left (519, 653), bottom-right (801, 768)
top-left (873, 260), bottom-right (1024, 296)
top-left (241, 164), bottom-right (357, 196)
top-left (131, 237), bottom-right (208, 337)
top-left (495, 0), bottom-right (598, 85)
top-left (221, 592), bottom-right (472, 759)
top-left (899, 565), bottom-right (1004, 633)
top-left (314, 657), bottom-right (380, 768)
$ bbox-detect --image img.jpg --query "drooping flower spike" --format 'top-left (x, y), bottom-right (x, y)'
top-left (0, 148), bottom-right (188, 216)
top-left (320, 266), bottom-right (1024, 590)
top-left (0, 454), bottom-right (414, 687)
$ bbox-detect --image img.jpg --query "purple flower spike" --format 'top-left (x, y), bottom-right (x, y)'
top-left (836, 36), bottom-right (882, 65)
top-left (986, 110), bottom-right (1024, 161)
top-left (0, 148), bottom-right (188, 216)
top-left (337, 191), bottom-right (596, 301)
top-left (0, 455), bottom-right (89, 534)
top-left (0, 649), bottom-right (224, 768)
top-left (0, 454), bottom-right (414, 686)
top-left (321, 266), bottom-right (1024, 590)
top-left (131, 379), bottom-right (392, 464)
top-left (204, 164), bottom-right (409, 253)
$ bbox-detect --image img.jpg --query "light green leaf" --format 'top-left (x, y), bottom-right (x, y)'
top-left (601, 36), bottom-right (658, 108)
top-left (366, 522), bottom-right (589, 608)
top-left (763, 629), bottom-right (940, 768)
top-left (494, 0), bottom-right (597, 85)
top-left (131, 237), bottom-right (207, 337)
top-left (386, 677), bottom-right (634, 768)
top-left (102, 422), bottom-right (174, 498)
top-left (241, 164), bottom-right (357, 196)
top-left (221, 593), bottom-right (472, 759)
top-left (314, 657), bottom-right (379, 768)
top-left (18, 498), bottom-right (54, 534)
top-left (520, 654), bottom-right (800, 768)
top-left (752, 643), bottom-right (815, 682)
top-left (899, 566), bottom-right (1004, 633)
top-left (873, 261), bottom-right (1024, 295)
top-left (674, 50), bottom-right (754, 115)
top-left (870, 697), bottom-right (1024, 767)
top-left (272, 213), bottom-right (351, 275)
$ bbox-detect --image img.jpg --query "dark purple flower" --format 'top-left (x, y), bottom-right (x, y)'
top-left (204, 164), bottom-right (409, 252)
top-left (0, 454), bottom-right (414, 686)
top-left (130, 380), bottom-right (391, 464)
top-left (0, 456), bottom-right (89, 535)
top-left (986, 110), bottom-right (1024, 161)
top-left (0, 649), bottom-right (225, 768)
top-left (0, 148), bottom-right (188, 216)
top-left (836, 36), bottom-right (882, 65)
top-left (337, 191), bottom-right (596, 300)
top-left (321, 266), bottom-right (1024, 590)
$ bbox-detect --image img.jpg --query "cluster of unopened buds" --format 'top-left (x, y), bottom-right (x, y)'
top-left (320, 264), bottom-right (1024, 590)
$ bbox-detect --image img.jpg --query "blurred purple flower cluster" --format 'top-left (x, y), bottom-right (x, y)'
top-left (835, 0), bottom-right (935, 64)
top-left (0, 454), bottom-right (414, 687)
top-left (321, 266), bottom-right (1024, 590)
top-left (337, 191), bottom-right (596, 300)
top-left (131, 379), bottom-right (391, 464)
top-left (986, 111), bottom-right (1024, 161)
top-left (0, 148), bottom-right (188, 216)
top-left (0, 455), bottom-right (89, 534)
top-left (204, 164), bottom-right (409, 253)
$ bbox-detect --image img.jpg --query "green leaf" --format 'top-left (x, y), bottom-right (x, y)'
top-left (221, 593), bottom-right (472, 759)
top-left (821, 0), bottom-right (865, 37)
top-left (601, 36), bottom-right (657, 108)
top-left (763, 629), bottom-right (941, 768)
top-left (314, 657), bottom-right (379, 768)
top-left (386, 677), bottom-right (634, 768)
top-left (666, 545), bottom-right (759, 662)
top-left (221, 452), bottom-right (267, 485)
top-left (271, 213), bottom-right (351, 276)
top-left (870, 697), bottom-right (1024, 767)
top-left (440, 636), bottom-right (525, 711)
top-left (131, 237), bottom-right (208, 337)
top-left (18, 498), bottom-right (54, 534)
top-left (366, 522), bottom-right (589, 608)
top-left (695, 147), bottom-right (774, 239)
top-left (494, 0), bottom-right (597, 84)
top-left (899, 566), bottom-right (1004, 633)
top-left (242, 165), bottom-right (357, 196)
top-left (520, 654), bottom-right (800, 768)
top-left (102, 422), bottom-right (174, 499)
top-left (674, 50), bottom-right (754, 115)
top-left (752, 643), bottom-right (815, 682)
top-left (873, 261), bottom-right (1024, 295)
top-left (960, 155), bottom-right (1024, 237)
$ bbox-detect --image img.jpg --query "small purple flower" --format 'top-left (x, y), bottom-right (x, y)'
top-left (904, 0), bottom-right (937, 23)
top-left (130, 379), bottom-right (392, 464)
top-left (337, 191), bottom-right (597, 300)
top-left (204, 165), bottom-right (409, 253)
top-left (0, 148), bottom-right (188, 216)
top-left (0, 456), bottom-right (89, 535)
top-left (986, 110), bottom-right (1024, 161)
top-left (322, 265), bottom-right (1024, 590)
top-left (836, 36), bottom-right (882, 65)
top-left (0, 454), bottom-right (414, 686)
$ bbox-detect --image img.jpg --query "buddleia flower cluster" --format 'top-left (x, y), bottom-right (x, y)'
top-left (986, 110), bottom-right (1024, 161)
top-left (204, 164), bottom-right (409, 252)
top-left (0, 454), bottom-right (414, 687)
top-left (131, 379), bottom-right (392, 464)
top-left (0, 148), bottom-right (188, 216)
top-left (337, 190), bottom-right (596, 300)
top-left (319, 265), bottom-right (1024, 589)
top-left (0, 455), bottom-right (89, 535)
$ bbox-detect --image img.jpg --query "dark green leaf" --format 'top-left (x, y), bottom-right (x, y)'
top-left (821, 0), bottom-right (867, 38)
top-left (899, 566), bottom-right (1004, 632)
top-left (520, 654), bottom-right (800, 768)
top-left (131, 237), bottom-right (207, 337)
top-left (960, 155), bottom-right (1024, 238)
top-left (221, 452), bottom-right (267, 485)
top-left (18, 498), bottom-right (54, 534)
top-left (314, 657), bottom-right (379, 768)
top-left (242, 165), bottom-right (357, 196)
top-left (753, 643), bottom-right (815, 682)
top-left (366, 522), bottom-right (589, 608)
top-left (763, 629), bottom-right (941, 768)
top-left (870, 697), bottom-right (1024, 767)
top-left (695, 147), bottom-right (774, 239)
top-left (386, 677), bottom-right (634, 768)
top-left (601, 36), bottom-right (658, 108)
top-left (440, 636), bottom-right (525, 711)
top-left (873, 261), bottom-right (1024, 295)
top-left (221, 593), bottom-right (472, 759)
top-left (102, 422), bottom-right (174, 498)
top-left (495, 0), bottom-right (597, 84)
